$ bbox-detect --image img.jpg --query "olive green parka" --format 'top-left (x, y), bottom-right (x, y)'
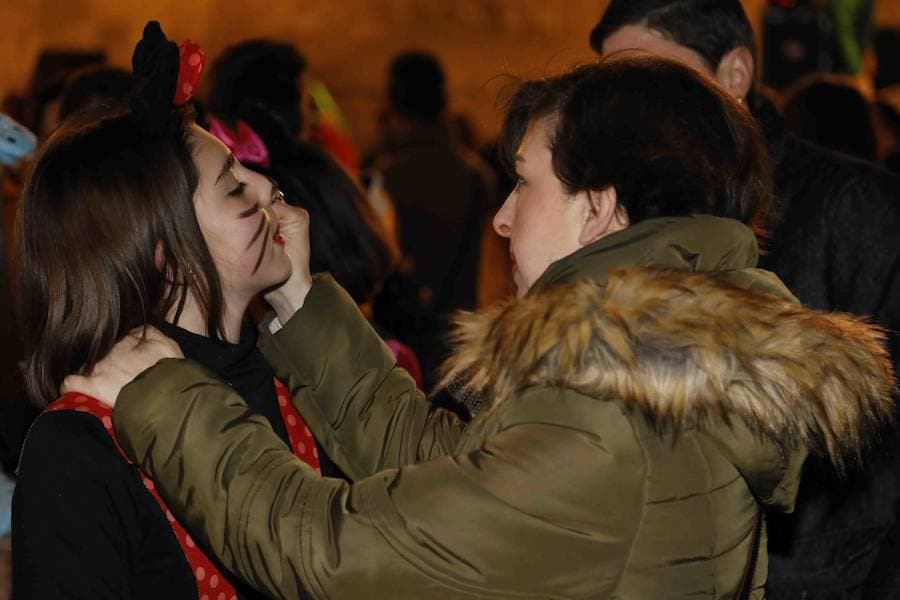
top-left (112, 216), bottom-right (894, 599)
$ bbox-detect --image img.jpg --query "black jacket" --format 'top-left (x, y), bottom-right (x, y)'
top-left (757, 99), bottom-right (900, 600)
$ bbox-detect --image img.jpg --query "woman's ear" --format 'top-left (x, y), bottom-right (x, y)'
top-left (579, 187), bottom-right (626, 246)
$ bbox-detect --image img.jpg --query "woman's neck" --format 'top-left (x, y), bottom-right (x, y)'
top-left (166, 290), bottom-right (248, 343)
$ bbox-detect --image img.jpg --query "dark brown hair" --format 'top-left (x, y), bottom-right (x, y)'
top-left (16, 106), bottom-right (225, 404)
top-left (501, 55), bottom-right (774, 237)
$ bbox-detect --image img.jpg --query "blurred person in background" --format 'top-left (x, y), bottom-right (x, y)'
top-left (208, 39), bottom-right (393, 250)
top-left (874, 87), bottom-right (900, 173)
top-left (208, 39), bottom-right (360, 172)
top-left (57, 66), bottom-right (132, 123)
top-left (209, 39), bottom-right (308, 141)
top-left (367, 51), bottom-right (495, 386)
top-left (0, 113), bottom-right (35, 545)
top-left (783, 73), bottom-right (878, 162)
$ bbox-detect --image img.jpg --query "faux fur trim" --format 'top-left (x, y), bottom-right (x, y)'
top-left (440, 268), bottom-right (895, 468)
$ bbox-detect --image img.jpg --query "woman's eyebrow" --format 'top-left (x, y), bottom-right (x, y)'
top-left (216, 154), bottom-right (236, 186)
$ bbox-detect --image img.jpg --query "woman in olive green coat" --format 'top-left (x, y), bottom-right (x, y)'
top-left (78, 57), bottom-right (893, 599)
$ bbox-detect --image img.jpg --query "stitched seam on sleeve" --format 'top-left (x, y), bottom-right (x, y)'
top-left (236, 452), bottom-right (298, 597)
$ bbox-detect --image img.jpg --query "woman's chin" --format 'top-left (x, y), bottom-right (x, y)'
top-left (254, 263), bottom-right (293, 296)
top-left (515, 280), bottom-right (528, 298)
top-left (512, 270), bottom-right (529, 298)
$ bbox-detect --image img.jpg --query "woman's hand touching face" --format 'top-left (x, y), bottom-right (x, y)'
top-left (61, 327), bottom-right (184, 408)
top-left (263, 198), bottom-right (313, 322)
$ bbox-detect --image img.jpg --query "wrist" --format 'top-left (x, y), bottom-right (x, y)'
top-left (265, 276), bottom-right (313, 322)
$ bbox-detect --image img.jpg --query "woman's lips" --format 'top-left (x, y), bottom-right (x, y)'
top-left (273, 232), bottom-right (285, 246)
top-left (510, 252), bottom-right (518, 273)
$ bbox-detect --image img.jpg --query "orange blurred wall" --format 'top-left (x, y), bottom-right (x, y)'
top-left (1, 0), bottom-right (897, 150)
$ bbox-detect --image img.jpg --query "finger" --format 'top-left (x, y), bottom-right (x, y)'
top-left (143, 327), bottom-right (183, 357)
top-left (140, 326), bottom-right (167, 343)
top-left (122, 328), bottom-right (146, 349)
top-left (61, 374), bottom-right (86, 395)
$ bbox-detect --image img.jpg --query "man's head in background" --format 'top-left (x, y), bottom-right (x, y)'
top-left (590, 0), bottom-right (756, 103)
top-left (380, 51), bottom-right (447, 146)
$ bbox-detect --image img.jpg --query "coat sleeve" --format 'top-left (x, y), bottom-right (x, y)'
top-left (257, 274), bottom-right (465, 481)
top-left (113, 362), bottom-right (645, 600)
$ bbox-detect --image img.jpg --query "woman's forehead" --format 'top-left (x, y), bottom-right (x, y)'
top-left (519, 117), bottom-right (554, 160)
top-left (190, 126), bottom-right (231, 184)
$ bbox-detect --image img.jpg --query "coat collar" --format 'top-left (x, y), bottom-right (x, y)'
top-left (443, 218), bottom-right (894, 473)
top-left (529, 215), bottom-right (760, 294)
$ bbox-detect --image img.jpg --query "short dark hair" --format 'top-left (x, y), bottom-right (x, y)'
top-left (590, 0), bottom-right (756, 70)
top-left (59, 66), bottom-right (133, 120)
top-left (501, 56), bottom-right (773, 237)
top-left (17, 108), bottom-right (226, 404)
top-left (388, 51), bottom-right (446, 121)
top-left (783, 75), bottom-right (877, 162)
top-left (209, 40), bottom-right (307, 136)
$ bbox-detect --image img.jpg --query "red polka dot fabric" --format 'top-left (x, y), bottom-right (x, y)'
top-left (45, 376), bottom-right (319, 599)
top-left (174, 39), bottom-right (205, 106)
top-left (274, 379), bottom-right (321, 475)
top-left (46, 393), bottom-right (237, 599)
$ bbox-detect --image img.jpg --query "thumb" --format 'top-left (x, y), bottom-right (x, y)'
top-left (61, 374), bottom-right (89, 396)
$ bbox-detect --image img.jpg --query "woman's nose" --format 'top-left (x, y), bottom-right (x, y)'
top-left (493, 192), bottom-right (514, 238)
top-left (258, 176), bottom-right (280, 206)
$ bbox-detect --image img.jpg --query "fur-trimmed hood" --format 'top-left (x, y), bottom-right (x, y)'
top-left (442, 267), bottom-right (895, 472)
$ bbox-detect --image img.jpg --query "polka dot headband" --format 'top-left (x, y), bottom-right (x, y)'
top-left (174, 39), bottom-right (205, 106)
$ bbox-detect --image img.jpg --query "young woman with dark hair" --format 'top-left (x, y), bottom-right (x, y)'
top-left (72, 56), bottom-right (893, 599)
top-left (11, 23), bottom-right (327, 599)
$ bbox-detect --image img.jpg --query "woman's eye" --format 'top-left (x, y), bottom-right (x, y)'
top-left (229, 182), bottom-right (246, 197)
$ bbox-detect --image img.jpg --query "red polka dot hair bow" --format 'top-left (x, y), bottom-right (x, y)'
top-left (174, 39), bottom-right (205, 106)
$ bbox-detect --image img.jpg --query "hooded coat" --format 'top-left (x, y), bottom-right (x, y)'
top-left (111, 216), bottom-right (893, 600)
